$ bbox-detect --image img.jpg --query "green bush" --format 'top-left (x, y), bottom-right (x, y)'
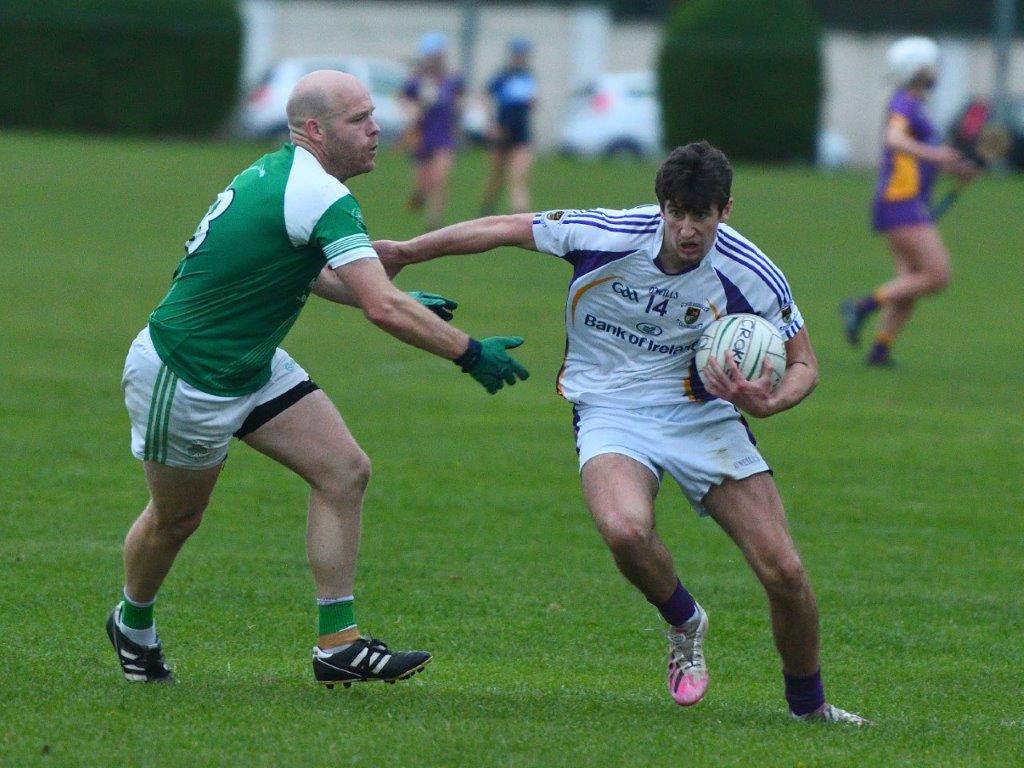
top-left (811, 0), bottom-right (1021, 35)
top-left (658, 0), bottom-right (822, 161)
top-left (0, 0), bottom-right (240, 135)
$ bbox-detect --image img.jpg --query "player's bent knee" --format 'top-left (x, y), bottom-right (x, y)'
top-left (312, 448), bottom-right (371, 502)
top-left (757, 555), bottom-right (809, 599)
top-left (349, 451), bottom-right (372, 492)
top-left (151, 507), bottom-right (205, 543)
top-left (926, 267), bottom-right (950, 293)
top-left (600, 516), bottom-right (655, 555)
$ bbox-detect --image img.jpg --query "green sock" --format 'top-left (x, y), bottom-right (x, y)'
top-left (317, 597), bottom-right (355, 636)
top-left (120, 592), bottom-right (154, 630)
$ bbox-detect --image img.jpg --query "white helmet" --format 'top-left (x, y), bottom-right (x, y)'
top-left (887, 37), bottom-right (939, 86)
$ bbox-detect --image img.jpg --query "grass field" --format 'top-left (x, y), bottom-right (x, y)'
top-left (1, 130), bottom-right (1022, 767)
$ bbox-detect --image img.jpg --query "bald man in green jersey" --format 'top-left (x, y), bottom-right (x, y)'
top-left (108, 71), bottom-right (528, 687)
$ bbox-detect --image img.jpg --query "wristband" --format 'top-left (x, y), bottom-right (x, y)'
top-left (453, 338), bottom-right (482, 372)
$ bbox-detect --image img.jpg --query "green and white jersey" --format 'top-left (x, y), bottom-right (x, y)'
top-left (148, 144), bottom-right (376, 396)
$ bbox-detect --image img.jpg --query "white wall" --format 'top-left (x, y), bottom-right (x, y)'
top-left (240, 1), bottom-right (659, 150)
top-left (823, 33), bottom-right (1024, 166)
top-left (240, 2), bottom-right (1024, 165)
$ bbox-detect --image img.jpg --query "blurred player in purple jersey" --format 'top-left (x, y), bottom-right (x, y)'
top-left (841, 37), bottom-right (977, 366)
top-left (401, 32), bottom-right (465, 230)
top-left (480, 37), bottom-right (538, 215)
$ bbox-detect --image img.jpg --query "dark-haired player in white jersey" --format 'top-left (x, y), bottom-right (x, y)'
top-left (375, 141), bottom-right (869, 724)
top-left (108, 70), bottom-right (529, 688)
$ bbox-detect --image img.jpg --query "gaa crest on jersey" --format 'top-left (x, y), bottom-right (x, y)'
top-left (546, 210), bottom-right (566, 222)
top-left (781, 304), bottom-right (793, 323)
top-left (683, 306), bottom-right (701, 325)
top-left (612, 281), bottom-right (641, 303)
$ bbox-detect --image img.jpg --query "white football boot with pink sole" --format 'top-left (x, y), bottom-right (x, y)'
top-left (667, 603), bottom-right (709, 706)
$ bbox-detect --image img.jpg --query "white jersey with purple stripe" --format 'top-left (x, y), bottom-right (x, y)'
top-left (531, 206), bottom-right (804, 407)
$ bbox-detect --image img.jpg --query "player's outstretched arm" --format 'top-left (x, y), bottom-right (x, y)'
top-left (335, 258), bottom-right (528, 394)
top-left (374, 213), bottom-right (537, 278)
top-left (312, 266), bottom-right (459, 320)
top-left (312, 264), bottom-right (360, 306)
top-left (703, 327), bottom-right (818, 418)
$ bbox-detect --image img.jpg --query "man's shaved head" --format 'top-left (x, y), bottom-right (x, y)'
top-left (285, 70), bottom-right (379, 182)
top-left (286, 70), bottom-right (362, 130)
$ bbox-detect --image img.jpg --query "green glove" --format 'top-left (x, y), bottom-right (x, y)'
top-left (408, 291), bottom-right (458, 321)
top-left (454, 337), bottom-right (530, 394)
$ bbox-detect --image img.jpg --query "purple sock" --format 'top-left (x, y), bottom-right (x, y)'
top-left (867, 341), bottom-right (891, 363)
top-left (784, 669), bottom-right (825, 716)
top-left (855, 295), bottom-right (878, 316)
top-left (650, 580), bottom-right (697, 627)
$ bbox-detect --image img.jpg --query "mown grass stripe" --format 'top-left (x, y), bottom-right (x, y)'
top-left (5, 134), bottom-right (1022, 767)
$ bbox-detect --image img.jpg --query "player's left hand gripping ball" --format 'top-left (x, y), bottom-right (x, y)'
top-left (456, 336), bottom-right (530, 394)
top-left (408, 291), bottom-right (459, 321)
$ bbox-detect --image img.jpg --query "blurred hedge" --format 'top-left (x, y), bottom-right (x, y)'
top-left (658, 0), bottom-right (822, 162)
top-left (811, 0), bottom-right (1024, 34)
top-left (0, 0), bottom-right (240, 135)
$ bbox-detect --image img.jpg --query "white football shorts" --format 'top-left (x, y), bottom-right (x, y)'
top-left (573, 401), bottom-right (771, 515)
top-left (122, 327), bottom-right (311, 469)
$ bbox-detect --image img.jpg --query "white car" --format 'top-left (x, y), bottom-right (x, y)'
top-left (237, 56), bottom-right (409, 142)
top-left (559, 71), bottom-right (663, 159)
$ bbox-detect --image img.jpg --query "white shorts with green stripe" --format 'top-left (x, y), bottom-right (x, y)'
top-left (122, 327), bottom-right (310, 469)
top-left (573, 400), bottom-right (770, 516)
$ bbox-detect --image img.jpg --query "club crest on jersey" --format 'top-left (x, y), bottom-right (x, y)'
top-left (677, 302), bottom-right (710, 331)
top-left (781, 304), bottom-right (793, 323)
top-left (546, 210), bottom-right (566, 222)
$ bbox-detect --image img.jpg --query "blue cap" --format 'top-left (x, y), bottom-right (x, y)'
top-left (510, 36), bottom-right (532, 55)
top-left (419, 32), bottom-right (448, 57)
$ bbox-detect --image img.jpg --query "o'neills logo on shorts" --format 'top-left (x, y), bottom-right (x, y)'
top-left (187, 443), bottom-right (211, 459)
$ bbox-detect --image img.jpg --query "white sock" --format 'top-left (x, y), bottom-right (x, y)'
top-left (672, 605), bottom-right (702, 633)
top-left (315, 595), bottom-right (356, 654)
top-left (116, 613), bottom-right (157, 647)
top-left (317, 641), bottom-right (356, 656)
top-left (315, 596), bottom-right (354, 606)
